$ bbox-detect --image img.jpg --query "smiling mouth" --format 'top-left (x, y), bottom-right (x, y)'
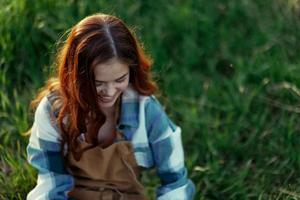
top-left (101, 98), bottom-right (112, 102)
top-left (98, 95), bottom-right (114, 103)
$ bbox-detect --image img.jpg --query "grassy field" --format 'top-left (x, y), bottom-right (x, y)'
top-left (1, 0), bottom-right (300, 199)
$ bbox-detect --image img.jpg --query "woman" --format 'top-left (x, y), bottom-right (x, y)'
top-left (27, 13), bottom-right (195, 200)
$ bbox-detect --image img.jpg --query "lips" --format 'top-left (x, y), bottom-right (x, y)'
top-left (99, 96), bottom-right (114, 103)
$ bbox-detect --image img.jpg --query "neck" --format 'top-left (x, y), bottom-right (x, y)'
top-left (101, 105), bottom-right (116, 119)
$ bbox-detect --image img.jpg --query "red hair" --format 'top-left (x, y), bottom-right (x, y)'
top-left (29, 13), bottom-right (157, 160)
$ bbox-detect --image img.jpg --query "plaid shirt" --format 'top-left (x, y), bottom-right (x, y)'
top-left (27, 85), bottom-right (195, 200)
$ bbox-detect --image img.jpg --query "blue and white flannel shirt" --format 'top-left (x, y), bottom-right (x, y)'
top-left (27, 85), bottom-right (195, 200)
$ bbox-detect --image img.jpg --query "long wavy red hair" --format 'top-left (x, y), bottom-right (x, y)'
top-left (29, 13), bottom-right (157, 160)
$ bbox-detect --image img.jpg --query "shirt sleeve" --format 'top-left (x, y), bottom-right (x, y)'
top-left (145, 96), bottom-right (196, 200)
top-left (26, 96), bottom-right (74, 200)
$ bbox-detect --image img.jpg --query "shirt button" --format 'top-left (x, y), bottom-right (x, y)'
top-left (119, 125), bottom-right (125, 130)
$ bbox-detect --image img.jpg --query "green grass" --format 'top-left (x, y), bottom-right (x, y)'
top-left (1, 0), bottom-right (300, 199)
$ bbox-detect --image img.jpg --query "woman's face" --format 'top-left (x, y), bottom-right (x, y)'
top-left (93, 58), bottom-right (130, 109)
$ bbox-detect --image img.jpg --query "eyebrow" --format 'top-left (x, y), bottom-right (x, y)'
top-left (95, 72), bottom-right (129, 83)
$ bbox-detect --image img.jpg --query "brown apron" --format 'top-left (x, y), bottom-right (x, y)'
top-left (66, 132), bottom-right (148, 200)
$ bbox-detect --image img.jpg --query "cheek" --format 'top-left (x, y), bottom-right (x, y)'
top-left (116, 79), bottom-right (129, 92)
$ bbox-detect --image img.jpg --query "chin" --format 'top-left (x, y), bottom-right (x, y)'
top-left (98, 91), bottom-right (123, 108)
top-left (99, 101), bottom-right (115, 108)
top-left (98, 96), bottom-right (118, 108)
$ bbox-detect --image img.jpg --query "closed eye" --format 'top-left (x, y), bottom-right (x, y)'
top-left (115, 73), bottom-right (128, 83)
top-left (95, 81), bottom-right (104, 87)
top-left (116, 77), bottom-right (126, 83)
top-left (95, 72), bottom-right (128, 86)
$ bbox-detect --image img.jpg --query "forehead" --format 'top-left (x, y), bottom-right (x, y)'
top-left (93, 58), bottom-right (129, 81)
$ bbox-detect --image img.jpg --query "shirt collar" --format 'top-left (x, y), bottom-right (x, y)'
top-left (117, 84), bottom-right (139, 130)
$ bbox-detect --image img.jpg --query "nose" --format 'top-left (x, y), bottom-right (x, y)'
top-left (100, 83), bottom-right (116, 97)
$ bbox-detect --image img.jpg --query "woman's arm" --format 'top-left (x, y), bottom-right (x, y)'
top-left (145, 96), bottom-right (196, 200)
top-left (27, 96), bottom-right (74, 200)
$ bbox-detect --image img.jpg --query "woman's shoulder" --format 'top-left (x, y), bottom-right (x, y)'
top-left (122, 85), bottom-right (169, 121)
top-left (34, 94), bottom-right (53, 119)
top-left (34, 91), bottom-right (64, 129)
top-left (31, 93), bottom-right (62, 143)
top-left (33, 93), bottom-right (58, 122)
